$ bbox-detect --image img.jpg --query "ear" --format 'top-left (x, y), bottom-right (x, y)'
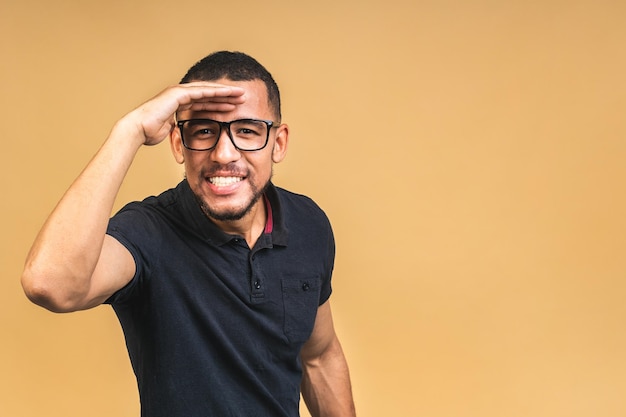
top-left (170, 126), bottom-right (185, 164)
top-left (271, 123), bottom-right (289, 163)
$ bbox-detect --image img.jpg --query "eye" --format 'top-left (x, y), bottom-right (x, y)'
top-left (233, 120), bottom-right (265, 137)
top-left (237, 127), bottom-right (260, 136)
top-left (193, 127), bottom-right (217, 137)
top-left (185, 121), bottom-right (219, 138)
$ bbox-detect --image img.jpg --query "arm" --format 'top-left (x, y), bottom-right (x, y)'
top-left (301, 300), bottom-right (356, 417)
top-left (21, 82), bottom-right (244, 312)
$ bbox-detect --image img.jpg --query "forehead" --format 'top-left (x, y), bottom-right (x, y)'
top-left (181, 78), bottom-right (271, 121)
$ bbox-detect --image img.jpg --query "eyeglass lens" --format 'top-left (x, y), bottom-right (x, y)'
top-left (181, 119), bottom-right (270, 151)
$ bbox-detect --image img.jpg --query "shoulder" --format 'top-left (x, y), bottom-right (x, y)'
top-left (107, 182), bottom-right (188, 245)
top-left (269, 185), bottom-right (334, 249)
top-left (273, 186), bottom-right (330, 223)
top-left (111, 182), bottom-right (185, 223)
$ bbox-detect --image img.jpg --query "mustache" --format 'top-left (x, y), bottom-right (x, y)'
top-left (201, 163), bottom-right (248, 177)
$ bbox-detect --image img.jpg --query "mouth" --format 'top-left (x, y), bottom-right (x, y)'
top-left (208, 176), bottom-right (244, 187)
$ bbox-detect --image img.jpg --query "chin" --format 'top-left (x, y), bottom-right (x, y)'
top-left (206, 207), bottom-right (249, 222)
top-left (199, 195), bottom-right (261, 222)
top-left (191, 175), bottom-right (272, 223)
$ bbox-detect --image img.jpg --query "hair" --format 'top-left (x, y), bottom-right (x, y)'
top-left (180, 51), bottom-right (281, 121)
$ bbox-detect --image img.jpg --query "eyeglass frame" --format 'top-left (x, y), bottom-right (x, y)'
top-left (176, 118), bottom-right (277, 152)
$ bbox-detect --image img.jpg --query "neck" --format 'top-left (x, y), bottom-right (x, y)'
top-left (211, 199), bottom-right (267, 248)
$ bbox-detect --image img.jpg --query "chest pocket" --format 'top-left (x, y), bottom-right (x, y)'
top-left (281, 277), bottom-right (321, 344)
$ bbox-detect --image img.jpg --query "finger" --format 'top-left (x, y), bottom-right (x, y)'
top-left (181, 82), bottom-right (246, 99)
top-left (187, 95), bottom-right (245, 104)
top-left (182, 80), bottom-right (246, 92)
top-left (175, 88), bottom-right (245, 114)
top-left (179, 101), bottom-right (240, 113)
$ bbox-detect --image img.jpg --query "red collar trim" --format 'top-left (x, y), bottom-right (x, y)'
top-left (263, 194), bottom-right (273, 234)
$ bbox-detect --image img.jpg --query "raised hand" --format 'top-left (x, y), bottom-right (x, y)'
top-left (125, 82), bottom-right (246, 146)
top-left (20, 82), bottom-right (246, 312)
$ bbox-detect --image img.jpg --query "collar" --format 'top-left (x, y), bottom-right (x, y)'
top-left (176, 180), bottom-right (288, 248)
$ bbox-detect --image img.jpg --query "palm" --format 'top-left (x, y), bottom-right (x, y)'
top-left (134, 82), bottom-right (244, 146)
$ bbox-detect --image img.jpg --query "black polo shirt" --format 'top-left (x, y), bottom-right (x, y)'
top-left (105, 180), bottom-right (334, 417)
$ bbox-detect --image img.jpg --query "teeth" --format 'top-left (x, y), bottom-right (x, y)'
top-left (209, 176), bottom-right (243, 187)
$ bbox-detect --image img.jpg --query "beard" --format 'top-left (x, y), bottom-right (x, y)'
top-left (191, 167), bottom-right (273, 222)
top-left (197, 183), bottom-right (268, 221)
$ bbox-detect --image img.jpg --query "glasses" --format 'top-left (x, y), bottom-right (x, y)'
top-left (177, 118), bottom-right (275, 152)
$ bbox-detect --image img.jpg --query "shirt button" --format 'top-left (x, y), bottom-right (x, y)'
top-left (254, 281), bottom-right (261, 289)
top-left (302, 282), bottom-right (310, 291)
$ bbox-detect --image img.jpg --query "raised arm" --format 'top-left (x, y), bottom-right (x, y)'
top-left (301, 300), bottom-right (357, 417)
top-left (21, 83), bottom-right (245, 312)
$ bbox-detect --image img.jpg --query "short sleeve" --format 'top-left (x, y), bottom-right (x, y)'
top-left (318, 219), bottom-right (335, 306)
top-left (104, 203), bottom-right (157, 304)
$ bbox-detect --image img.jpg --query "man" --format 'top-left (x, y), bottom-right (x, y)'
top-left (21, 51), bottom-right (356, 417)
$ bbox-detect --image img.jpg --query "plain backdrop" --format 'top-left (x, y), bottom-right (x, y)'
top-left (1, 0), bottom-right (625, 416)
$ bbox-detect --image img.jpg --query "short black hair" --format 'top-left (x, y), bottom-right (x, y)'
top-left (181, 51), bottom-right (281, 120)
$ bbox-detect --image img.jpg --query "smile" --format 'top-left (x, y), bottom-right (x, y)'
top-left (209, 176), bottom-right (243, 187)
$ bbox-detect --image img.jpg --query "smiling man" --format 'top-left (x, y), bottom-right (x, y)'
top-left (21, 51), bottom-right (356, 417)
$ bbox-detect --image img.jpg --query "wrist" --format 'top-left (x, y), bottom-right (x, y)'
top-left (110, 114), bottom-right (148, 150)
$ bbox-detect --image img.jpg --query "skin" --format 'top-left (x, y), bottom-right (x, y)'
top-left (21, 81), bottom-right (246, 311)
top-left (170, 78), bottom-right (289, 246)
top-left (21, 78), bottom-right (356, 416)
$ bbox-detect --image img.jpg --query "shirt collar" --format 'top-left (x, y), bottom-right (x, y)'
top-left (177, 180), bottom-right (288, 248)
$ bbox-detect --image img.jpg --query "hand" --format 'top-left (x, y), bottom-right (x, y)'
top-left (123, 82), bottom-right (245, 146)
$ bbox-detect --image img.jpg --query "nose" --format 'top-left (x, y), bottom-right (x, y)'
top-left (210, 128), bottom-right (241, 164)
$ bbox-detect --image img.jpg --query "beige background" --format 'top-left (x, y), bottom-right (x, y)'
top-left (2, 0), bottom-right (626, 416)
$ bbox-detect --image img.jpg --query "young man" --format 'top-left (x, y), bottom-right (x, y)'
top-left (22, 51), bottom-right (356, 417)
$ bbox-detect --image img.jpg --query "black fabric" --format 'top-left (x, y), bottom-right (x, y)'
top-left (105, 180), bottom-right (334, 417)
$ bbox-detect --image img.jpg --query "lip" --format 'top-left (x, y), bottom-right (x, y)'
top-left (205, 175), bottom-right (246, 195)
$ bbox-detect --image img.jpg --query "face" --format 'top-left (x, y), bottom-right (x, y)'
top-left (170, 78), bottom-right (288, 223)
